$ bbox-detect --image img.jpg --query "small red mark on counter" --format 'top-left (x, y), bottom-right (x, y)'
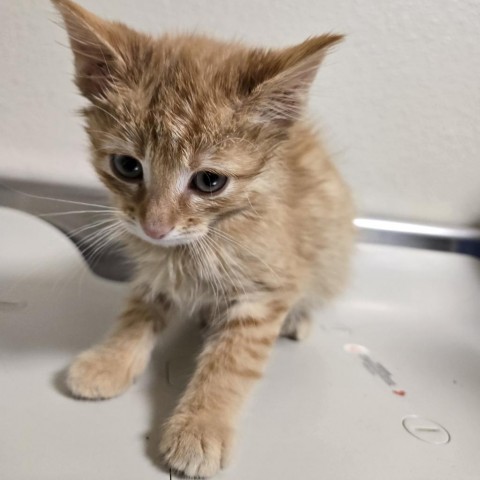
top-left (393, 389), bottom-right (406, 396)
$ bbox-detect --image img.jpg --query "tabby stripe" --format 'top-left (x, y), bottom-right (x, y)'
top-left (243, 345), bottom-right (270, 361)
top-left (221, 329), bottom-right (278, 348)
top-left (215, 336), bottom-right (271, 364)
top-left (244, 334), bottom-right (278, 346)
top-left (225, 315), bottom-right (279, 331)
top-left (223, 364), bottom-right (263, 379)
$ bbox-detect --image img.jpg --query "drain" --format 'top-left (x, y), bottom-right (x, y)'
top-left (402, 415), bottom-right (451, 445)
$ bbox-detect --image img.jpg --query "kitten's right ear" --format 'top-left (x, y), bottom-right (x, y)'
top-left (52, 0), bottom-right (125, 100)
top-left (242, 35), bottom-right (343, 126)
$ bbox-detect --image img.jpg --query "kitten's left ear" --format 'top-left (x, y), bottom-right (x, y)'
top-left (52, 0), bottom-right (127, 100)
top-left (245, 34), bottom-right (343, 125)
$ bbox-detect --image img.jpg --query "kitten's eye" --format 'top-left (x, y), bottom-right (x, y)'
top-left (110, 154), bottom-right (143, 182)
top-left (190, 171), bottom-right (228, 194)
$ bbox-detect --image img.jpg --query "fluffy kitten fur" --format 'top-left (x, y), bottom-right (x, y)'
top-left (53, 0), bottom-right (354, 477)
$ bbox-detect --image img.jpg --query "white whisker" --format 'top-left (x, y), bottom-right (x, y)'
top-left (38, 209), bottom-right (116, 218)
top-left (0, 182), bottom-right (111, 210)
top-left (209, 226), bottom-right (280, 281)
top-left (69, 217), bottom-right (118, 238)
top-left (203, 234), bottom-right (247, 299)
top-left (195, 237), bottom-right (222, 316)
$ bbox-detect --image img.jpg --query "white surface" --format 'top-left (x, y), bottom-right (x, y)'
top-left (1, 207), bottom-right (480, 479)
top-left (1, 1), bottom-right (480, 225)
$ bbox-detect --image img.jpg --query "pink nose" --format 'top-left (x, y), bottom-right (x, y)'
top-left (142, 223), bottom-right (173, 240)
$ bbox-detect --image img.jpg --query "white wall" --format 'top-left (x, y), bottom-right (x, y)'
top-left (1, 0), bottom-right (479, 226)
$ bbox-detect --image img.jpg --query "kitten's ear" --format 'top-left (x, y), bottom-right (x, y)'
top-left (245, 35), bottom-right (343, 125)
top-left (52, 0), bottom-right (126, 100)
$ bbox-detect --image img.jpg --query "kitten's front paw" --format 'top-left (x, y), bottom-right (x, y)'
top-left (67, 347), bottom-right (134, 400)
top-left (160, 412), bottom-right (233, 478)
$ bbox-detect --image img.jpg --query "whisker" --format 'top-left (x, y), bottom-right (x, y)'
top-left (0, 181), bottom-right (111, 210)
top-left (38, 209), bottom-right (116, 218)
top-left (77, 223), bottom-right (126, 293)
top-left (245, 193), bottom-right (261, 219)
top-left (209, 226), bottom-right (280, 281)
top-left (188, 241), bottom-right (205, 303)
top-left (194, 237), bottom-right (225, 318)
top-left (88, 225), bottom-right (126, 265)
top-left (68, 217), bottom-right (118, 238)
top-left (203, 234), bottom-right (247, 299)
top-left (78, 221), bottom-right (122, 249)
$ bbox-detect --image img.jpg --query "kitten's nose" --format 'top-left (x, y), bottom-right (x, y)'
top-left (142, 222), bottom-right (173, 240)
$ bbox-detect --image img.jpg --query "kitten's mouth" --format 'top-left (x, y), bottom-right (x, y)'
top-left (127, 222), bottom-right (206, 248)
top-left (146, 233), bottom-right (204, 247)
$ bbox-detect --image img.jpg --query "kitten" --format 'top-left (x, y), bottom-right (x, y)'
top-left (53, 0), bottom-right (354, 477)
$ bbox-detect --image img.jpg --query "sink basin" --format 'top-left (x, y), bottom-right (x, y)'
top-left (1, 207), bottom-right (479, 479)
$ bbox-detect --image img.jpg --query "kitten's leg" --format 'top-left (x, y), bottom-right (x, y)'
top-left (67, 296), bottom-right (163, 400)
top-left (280, 301), bottom-right (312, 341)
top-left (160, 298), bottom-right (289, 478)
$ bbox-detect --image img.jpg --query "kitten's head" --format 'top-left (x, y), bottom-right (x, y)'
top-left (54, 0), bottom-right (341, 247)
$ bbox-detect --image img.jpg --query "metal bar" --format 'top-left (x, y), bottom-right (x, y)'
top-left (354, 218), bottom-right (480, 240)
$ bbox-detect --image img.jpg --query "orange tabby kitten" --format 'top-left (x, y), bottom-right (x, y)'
top-left (53, 0), bottom-right (354, 476)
